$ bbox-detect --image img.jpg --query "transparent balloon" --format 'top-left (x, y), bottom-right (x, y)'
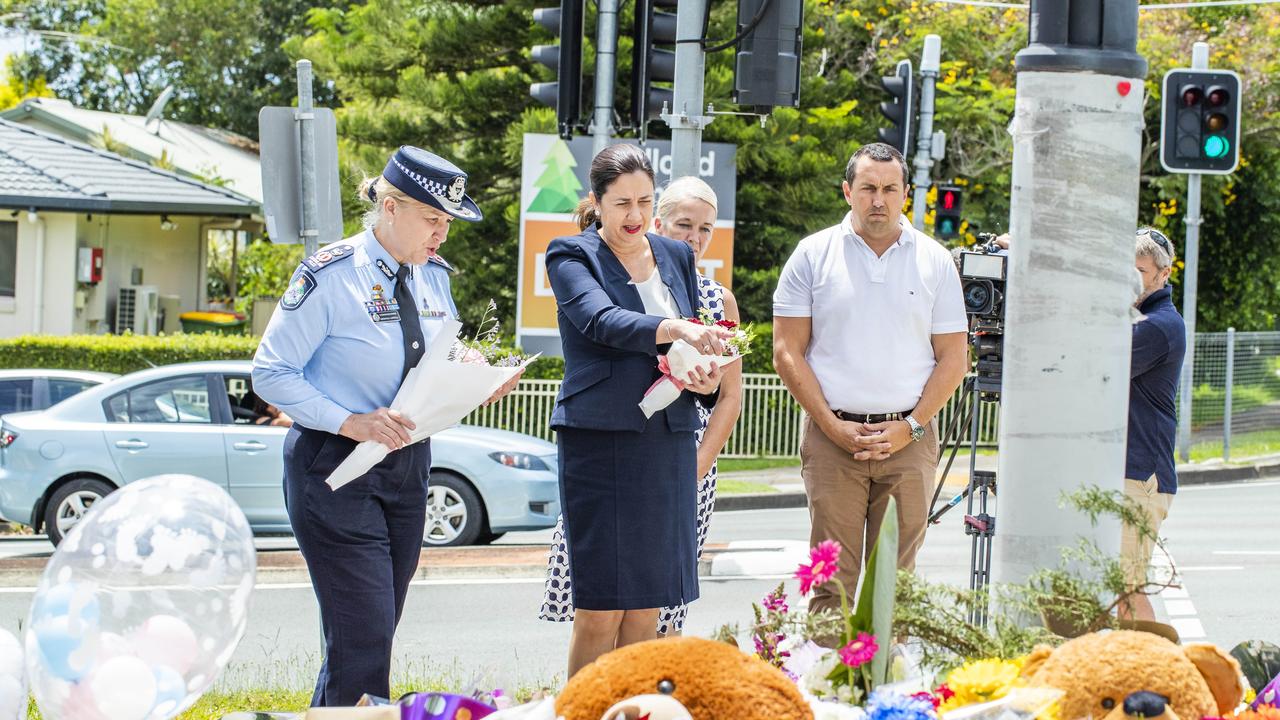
top-left (0, 628), bottom-right (25, 720)
top-left (24, 475), bottom-right (257, 720)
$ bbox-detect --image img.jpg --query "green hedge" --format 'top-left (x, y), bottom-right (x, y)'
top-left (0, 334), bottom-right (760, 379)
top-left (0, 334), bottom-right (260, 375)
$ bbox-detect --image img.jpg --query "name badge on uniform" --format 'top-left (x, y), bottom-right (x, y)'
top-left (420, 298), bottom-right (448, 319)
top-left (365, 284), bottom-right (400, 323)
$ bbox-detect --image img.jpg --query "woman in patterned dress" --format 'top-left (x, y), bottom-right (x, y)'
top-left (540, 176), bottom-right (743, 636)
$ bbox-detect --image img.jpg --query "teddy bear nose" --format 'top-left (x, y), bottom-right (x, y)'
top-left (1124, 691), bottom-right (1169, 717)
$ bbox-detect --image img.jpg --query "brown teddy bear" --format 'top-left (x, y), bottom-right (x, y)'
top-left (1022, 630), bottom-right (1244, 720)
top-left (555, 636), bottom-right (814, 720)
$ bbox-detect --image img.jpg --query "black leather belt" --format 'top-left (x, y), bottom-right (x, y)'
top-left (833, 410), bottom-right (911, 423)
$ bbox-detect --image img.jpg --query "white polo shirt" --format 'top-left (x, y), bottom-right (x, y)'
top-left (773, 213), bottom-right (967, 414)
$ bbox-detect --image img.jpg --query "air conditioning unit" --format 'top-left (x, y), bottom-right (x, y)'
top-left (116, 285), bottom-right (160, 335)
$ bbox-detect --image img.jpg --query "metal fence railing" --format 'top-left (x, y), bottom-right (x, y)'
top-left (462, 331), bottom-right (1280, 461)
top-left (1182, 329), bottom-right (1280, 461)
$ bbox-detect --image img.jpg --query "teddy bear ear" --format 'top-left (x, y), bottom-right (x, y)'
top-left (1183, 643), bottom-right (1246, 714)
top-left (1020, 645), bottom-right (1054, 679)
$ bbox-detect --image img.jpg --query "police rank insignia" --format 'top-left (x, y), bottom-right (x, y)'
top-left (281, 270), bottom-right (316, 311)
top-left (365, 284), bottom-right (400, 323)
top-left (302, 244), bottom-right (355, 272)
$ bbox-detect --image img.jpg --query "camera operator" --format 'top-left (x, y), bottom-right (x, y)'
top-left (1121, 227), bottom-right (1186, 621)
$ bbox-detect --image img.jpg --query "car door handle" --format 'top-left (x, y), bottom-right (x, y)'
top-left (233, 441), bottom-right (268, 452)
top-left (114, 439), bottom-right (149, 450)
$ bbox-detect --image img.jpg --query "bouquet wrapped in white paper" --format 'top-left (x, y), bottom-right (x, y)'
top-left (638, 339), bottom-right (742, 419)
top-left (325, 318), bottom-right (538, 490)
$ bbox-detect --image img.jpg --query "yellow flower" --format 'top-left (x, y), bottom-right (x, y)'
top-left (852, 9), bottom-right (861, 17)
top-left (974, 184), bottom-right (985, 192)
top-left (940, 659), bottom-right (1024, 713)
top-left (955, 177), bottom-right (969, 186)
top-left (865, 21), bottom-right (874, 30)
top-left (879, 38), bottom-right (889, 47)
top-left (926, 185), bottom-right (938, 204)
top-left (878, 5), bottom-right (889, 15)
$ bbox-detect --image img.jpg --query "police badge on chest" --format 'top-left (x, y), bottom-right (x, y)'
top-left (365, 284), bottom-right (400, 323)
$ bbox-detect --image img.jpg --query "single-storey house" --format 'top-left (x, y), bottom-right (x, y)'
top-left (0, 119), bottom-right (260, 337)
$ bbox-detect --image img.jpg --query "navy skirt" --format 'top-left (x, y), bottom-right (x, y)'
top-left (557, 423), bottom-right (699, 611)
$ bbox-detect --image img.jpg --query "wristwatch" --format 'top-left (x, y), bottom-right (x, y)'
top-left (905, 415), bottom-right (925, 442)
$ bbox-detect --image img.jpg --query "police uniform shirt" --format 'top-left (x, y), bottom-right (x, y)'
top-left (252, 229), bottom-right (459, 434)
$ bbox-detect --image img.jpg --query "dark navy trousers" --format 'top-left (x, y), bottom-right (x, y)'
top-left (283, 426), bottom-right (430, 707)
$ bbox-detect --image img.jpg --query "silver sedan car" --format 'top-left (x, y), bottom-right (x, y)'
top-left (0, 361), bottom-right (560, 546)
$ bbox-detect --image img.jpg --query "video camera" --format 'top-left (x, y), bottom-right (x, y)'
top-left (958, 233), bottom-right (1006, 396)
top-left (959, 234), bottom-right (1007, 325)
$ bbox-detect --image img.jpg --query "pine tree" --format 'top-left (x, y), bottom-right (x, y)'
top-left (528, 139), bottom-right (582, 214)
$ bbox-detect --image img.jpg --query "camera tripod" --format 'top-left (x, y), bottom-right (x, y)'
top-left (928, 370), bottom-right (1000, 626)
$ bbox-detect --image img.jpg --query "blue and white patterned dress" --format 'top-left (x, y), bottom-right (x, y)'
top-left (539, 274), bottom-right (726, 634)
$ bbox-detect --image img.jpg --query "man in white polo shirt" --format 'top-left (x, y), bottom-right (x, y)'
top-left (773, 143), bottom-right (969, 621)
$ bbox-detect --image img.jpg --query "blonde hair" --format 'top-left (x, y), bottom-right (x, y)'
top-left (656, 176), bottom-right (718, 221)
top-left (357, 175), bottom-right (415, 230)
top-left (1135, 227), bottom-right (1176, 271)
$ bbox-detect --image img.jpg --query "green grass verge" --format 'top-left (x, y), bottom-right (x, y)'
top-left (717, 456), bottom-right (800, 473)
top-left (716, 478), bottom-right (778, 495)
top-left (1190, 428), bottom-right (1280, 463)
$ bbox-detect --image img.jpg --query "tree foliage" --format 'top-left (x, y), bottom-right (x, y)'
top-left (8, 0), bottom-right (1280, 331)
top-left (0, 0), bottom-right (341, 138)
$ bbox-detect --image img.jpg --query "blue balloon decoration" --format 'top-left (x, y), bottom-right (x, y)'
top-left (151, 665), bottom-right (186, 713)
top-left (33, 616), bottom-right (89, 681)
top-left (32, 582), bottom-right (100, 627)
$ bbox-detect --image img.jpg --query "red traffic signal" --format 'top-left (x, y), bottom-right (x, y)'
top-left (935, 184), bottom-right (963, 240)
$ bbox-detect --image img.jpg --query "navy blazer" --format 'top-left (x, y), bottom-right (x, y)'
top-left (545, 225), bottom-right (702, 433)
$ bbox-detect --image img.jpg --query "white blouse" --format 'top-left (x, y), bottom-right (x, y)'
top-left (632, 268), bottom-right (680, 319)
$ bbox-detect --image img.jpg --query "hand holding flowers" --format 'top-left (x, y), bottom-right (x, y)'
top-left (640, 314), bottom-right (754, 417)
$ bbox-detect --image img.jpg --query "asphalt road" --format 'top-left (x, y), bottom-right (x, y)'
top-left (0, 479), bottom-right (1275, 699)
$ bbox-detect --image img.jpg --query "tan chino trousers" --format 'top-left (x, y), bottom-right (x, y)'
top-left (801, 414), bottom-right (938, 620)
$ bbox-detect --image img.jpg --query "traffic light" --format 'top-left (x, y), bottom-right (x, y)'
top-left (878, 59), bottom-right (914, 161)
top-left (530, 1), bottom-right (585, 140)
top-left (1160, 69), bottom-right (1242, 175)
top-left (935, 184), bottom-right (963, 240)
top-left (631, 0), bottom-right (677, 136)
top-left (732, 0), bottom-right (804, 113)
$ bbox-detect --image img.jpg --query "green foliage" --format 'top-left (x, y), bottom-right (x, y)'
top-left (0, 334), bottom-right (259, 375)
top-left (852, 496), bottom-right (898, 686)
top-left (234, 240), bottom-right (306, 316)
top-left (2, 0), bottom-right (341, 139)
top-left (895, 484), bottom-right (1172, 671)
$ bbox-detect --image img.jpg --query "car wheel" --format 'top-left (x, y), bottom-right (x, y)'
top-left (44, 478), bottom-right (114, 547)
top-left (423, 472), bottom-right (485, 547)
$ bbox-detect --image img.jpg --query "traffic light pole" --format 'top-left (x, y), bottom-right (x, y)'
top-left (666, 0), bottom-right (711, 179)
top-left (591, 0), bottom-right (619, 156)
top-left (911, 35), bottom-right (941, 232)
top-left (1176, 41), bottom-right (1209, 462)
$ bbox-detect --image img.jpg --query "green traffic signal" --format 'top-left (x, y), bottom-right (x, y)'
top-left (1204, 135), bottom-right (1230, 159)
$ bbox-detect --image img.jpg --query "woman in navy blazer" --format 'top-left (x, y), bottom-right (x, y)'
top-left (545, 144), bottom-right (731, 677)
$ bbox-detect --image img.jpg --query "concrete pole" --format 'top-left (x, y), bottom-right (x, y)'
top-left (992, 0), bottom-right (1146, 592)
top-left (591, 0), bottom-right (618, 157)
top-left (296, 60), bottom-right (319, 256)
top-left (668, 0), bottom-right (709, 179)
top-left (1177, 43), bottom-right (1210, 462)
top-left (912, 35), bottom-right (941, 231)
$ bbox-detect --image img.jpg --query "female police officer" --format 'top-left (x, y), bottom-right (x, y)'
top-left (252, 146), bottom-right (511, 706)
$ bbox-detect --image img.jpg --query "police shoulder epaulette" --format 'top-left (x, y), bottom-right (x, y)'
top-left (301, 244), bottom-right (356, 273)
top-left (427, 254), bottom-right (456, 274)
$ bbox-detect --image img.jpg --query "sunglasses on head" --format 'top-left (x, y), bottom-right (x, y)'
top-left (1142, 228), bottom-right (1172, 255)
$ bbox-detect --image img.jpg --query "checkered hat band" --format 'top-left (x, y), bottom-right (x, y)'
top-left (391, 157), bottom-right (463, 212)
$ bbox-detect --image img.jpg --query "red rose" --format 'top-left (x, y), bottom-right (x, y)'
top-left (715, 320), bottom-right (738, 329)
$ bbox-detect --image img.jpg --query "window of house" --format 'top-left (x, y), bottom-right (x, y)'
top-left (0, 222), bottom-right (16, 300)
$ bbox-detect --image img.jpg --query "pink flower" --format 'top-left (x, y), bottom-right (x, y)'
top-left (795, 540), bottom-right (841, 595)
top-left (762, 588), bottom-right (789, 613)
top-left (838, 632), bottom-right (878, 668)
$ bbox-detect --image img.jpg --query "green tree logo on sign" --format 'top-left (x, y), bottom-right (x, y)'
top-left (527, 138), bottom-right (582, 213)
